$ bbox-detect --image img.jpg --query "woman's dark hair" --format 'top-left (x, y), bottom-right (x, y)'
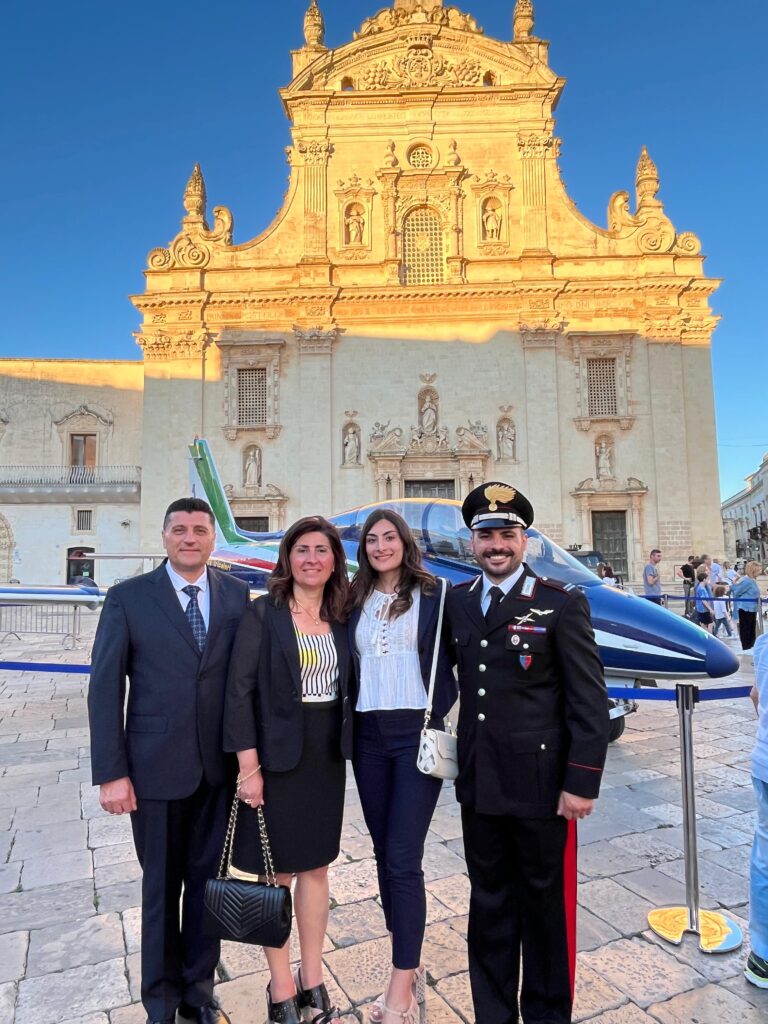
top-left (349, 509), bottom-right (435, 619)
top-left (268, 516), bottom-right (348, 623)
top-left (602, 564), bottom-right (614, 578)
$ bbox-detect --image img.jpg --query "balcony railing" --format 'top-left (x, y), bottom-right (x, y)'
top-left (0, 465), bottom-right (141, 486)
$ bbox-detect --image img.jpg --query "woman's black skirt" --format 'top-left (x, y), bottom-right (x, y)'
top-left (230, 700), bottom-right (345, 875)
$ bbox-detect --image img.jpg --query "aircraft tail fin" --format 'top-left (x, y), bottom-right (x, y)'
top-left (188, 439), bottom-right (244, 544)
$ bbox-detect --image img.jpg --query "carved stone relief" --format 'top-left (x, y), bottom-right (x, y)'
top-left (243, 445), bottom-right (262, 490)
top-left (595, 435), bottom-right (615, 481)
top-left (342, 422), bottom-right (362, 467)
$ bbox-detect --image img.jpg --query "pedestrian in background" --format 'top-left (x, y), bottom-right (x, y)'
top-left (732, 561), bottom-right (762, 651)
top-left (643, 549), bottom-right (663, 605)
top-left (712, 584), bottom-right (733, 638)
top-left (745, 631), bottom-right (768, 988)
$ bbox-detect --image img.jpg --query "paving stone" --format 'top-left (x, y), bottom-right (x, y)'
top-left (644, 825), bottom-right (720, 854)
top-left (657, 856), bottom-right (749, 906)
top-left (338, 833), bottom-right (374, 861)
top-left (425, 874), bottom-right (471, 916)
top-left (702, 842), bottom-right (753, 877)
top-left (326, 899), bottom-right (387, 947)
top-left (323, 936), bottom-right (392, 1002)
top-left (577, 906), bottom-right (621, 952)
top-left (580, 937), bottom-right (705, 1008)
top-left (0, 931), bottom-right (28, 983)
top-left (582, 1005), bottom-right (660, 1023)
top-left (328, 859), bottom-right (381, 905)
top-left (211, 970), bottom-right (274, 1024)
top-left (80, 786), bottom-right (107, 820)
top-left (10, 819), bottom-right (87, 861)
top-left (433, 970), bottom-right (473, 1021)
top-left (126, 951), bottom-right (140, 1002)
top-left (720, 973), bottom-right (768, 1012)
top-left (219, 929), bottom-right (333, 981)
top-left (21, 849), bottom-right (93, 889)
top-left (0, 877), bottom-right (95, 934)
top-left (15, 957), bottom-right (130, 1024)
top-left (59, 1015), bottom-right (110, 1024)
top-left (572, 960), bottom-right (627, 1021)
top-left (422, 985), bottom-right (464, 1024)
top-left (705, 787), bottom-right (757, 812)
top-left (10, 802), bottom-right (81, 829)
top-left (579, 840), bottom-right (647, 879)
top-left (695, 796), bottom-right (740, 820)
top-left (642, 925), bottom-right (746, 984)
top-left (614, 867), bottom-right (718, 909)
top-left (641, 803), bottom-right (685, 827)
top-left (647, 980), bottom-right (766, 1022)
top-left (420, 921), bottom-right (467, 980)
top-left (429, 807), bottom-right (465, 842)
top-left (121, 906), bottom-right (141, 955)
top-left (0, 785), bottom-right (37, 810)
top-left (608, 833), bottom-right (684, 866)
top-left (106, 1002), bottom-right (145, 1024)
top-left (94, 858), bottom-right (142, 890)
top-left (577, 807), bottom-right (659, 844)
top-left (26, 914), bottom-right (125, 977)
top-left (93, 842), bottom-right (138, 869)
top-left (578, 879), bottom-right (659, 938)
top-left (96, 879), bottom-right (142, 914)
top-left (88, 815), bottom-right (133, 848)
top-left (0, 982), bottom-right (17, 1021)
top-left (0, 862), bottom-right (21, 894)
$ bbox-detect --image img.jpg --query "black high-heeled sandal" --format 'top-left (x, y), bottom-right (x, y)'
top-left (266, 983), bottom-right (303, 1024)
top-left (294, 968), bottom-right (341, 1024)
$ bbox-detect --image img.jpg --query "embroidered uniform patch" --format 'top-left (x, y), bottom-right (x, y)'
top-left (519, 655), bottom-right (533, 670)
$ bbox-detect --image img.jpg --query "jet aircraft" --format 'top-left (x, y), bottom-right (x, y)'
top-left (189, 437), bottom-right (739, 729)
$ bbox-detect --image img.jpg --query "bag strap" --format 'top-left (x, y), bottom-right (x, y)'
top-left (422, 577), bottom-right (447, 731)
top-left (217, 799), bottom-right (280, 887)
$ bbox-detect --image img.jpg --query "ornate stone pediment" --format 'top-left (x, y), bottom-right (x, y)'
top-left (572, 476), bottom-right (648, 496)
top-left (146, 165), bottom-right (233, 272)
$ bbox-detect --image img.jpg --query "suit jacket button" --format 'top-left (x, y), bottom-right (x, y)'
top-left (478, 664), bottom-right (486, 672)
top-left (477, 713), bottom-right (486, 722)
top-left (480, 639), bottom-right (488, 648)
top-left (478, 688), bottom-right (486, 697)
top-left (541, 743), bottom-right (547, 750)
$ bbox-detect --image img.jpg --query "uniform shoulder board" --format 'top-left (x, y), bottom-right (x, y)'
top-left (538, 576), bottom-right (568, 593)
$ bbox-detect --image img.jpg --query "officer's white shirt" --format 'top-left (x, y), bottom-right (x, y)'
top-left (480, 564), bottom-right (525, 616)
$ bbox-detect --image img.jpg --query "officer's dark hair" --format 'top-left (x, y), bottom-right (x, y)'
top-left (349, 509), bottom-right (436, 619)
top-left (163, 497), bottom-right (215, 530)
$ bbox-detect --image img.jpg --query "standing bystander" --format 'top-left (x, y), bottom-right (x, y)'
top-left (745, 631), bottom-right (768, 987)
top-left (677, 556), bottom-right (696, 618)
top-left (643, 549), bottom-right (663, 605)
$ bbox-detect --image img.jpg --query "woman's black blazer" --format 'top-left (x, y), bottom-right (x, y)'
top-left (224, 595), bottom-right (353, 771)
top-left (347, 582), bottom-right (458, 720)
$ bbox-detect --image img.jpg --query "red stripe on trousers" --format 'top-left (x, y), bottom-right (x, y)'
top-left (564, 819), bottom-right (577, 998)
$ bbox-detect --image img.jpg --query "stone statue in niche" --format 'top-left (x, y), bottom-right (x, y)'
top-left (345, 204), bottom-right (365, 245)
top-left (467, 419), bottom-right (488, 444)
top-left (482, 198), bottom-right (502, 241)
top-left (497, 420), bottom-right (516, 460)
top-left (419, 392), bottom-right (438, 435)
top-left (596, 438), bottom-right (614, 480)
top-left (244, 447), bottom-right (262, 488)
top-left (343, 424), bottom-right (361, 465)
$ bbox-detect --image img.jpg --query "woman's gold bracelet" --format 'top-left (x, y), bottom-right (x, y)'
top-left (236, 766), bottom-right (262, 785)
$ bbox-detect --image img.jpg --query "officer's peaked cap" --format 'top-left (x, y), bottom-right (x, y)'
top-left (462, 481), bottom-right (534, 531)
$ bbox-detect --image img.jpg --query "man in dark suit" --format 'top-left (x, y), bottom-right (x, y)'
top-left (447, 482), bottom-right (609, 1024)
top-left (88, 497), bottom-right (250, 1024)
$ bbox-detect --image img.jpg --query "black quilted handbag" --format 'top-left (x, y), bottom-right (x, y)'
top-left (203, 799), bottom-right (292, 948)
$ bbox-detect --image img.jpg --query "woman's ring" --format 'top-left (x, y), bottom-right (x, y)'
top-left (245, 798), bottom-right (253, 806)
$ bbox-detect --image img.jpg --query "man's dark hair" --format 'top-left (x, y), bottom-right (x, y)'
top-left (163, 497), bottom-right (215, 529)
top-left (650, 548), bottom-right (661, 557)
top-left (688, 555), bottom-right (695, 562)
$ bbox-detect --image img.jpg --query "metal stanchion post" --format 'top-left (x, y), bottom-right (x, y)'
top-left (647, 682), bottom-right (742, 953)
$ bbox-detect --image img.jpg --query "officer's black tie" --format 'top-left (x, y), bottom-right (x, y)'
top-left (485, 585), bottom-right (504, 622)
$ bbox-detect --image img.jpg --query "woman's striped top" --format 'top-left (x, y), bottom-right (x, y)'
top-left (293, 626), bottom-right (339, 702)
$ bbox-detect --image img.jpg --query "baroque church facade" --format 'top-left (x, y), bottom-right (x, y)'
top-left (0, 0), bottom-right (722, 584)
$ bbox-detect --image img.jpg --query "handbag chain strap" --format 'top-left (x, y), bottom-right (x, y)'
top-left (422, 577), bottom-right (447, 732)
top-left (217, 798), bottom-right (279, 887)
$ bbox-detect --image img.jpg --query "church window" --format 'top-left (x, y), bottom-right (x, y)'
top-left (340, 76), bottom-right (355, 91)
top-left (404, 479), bottom-right (456, 499)
top-left (587, 358), bottom-right (618, 417)
top-left (408, 145), bottom-right (433, 169)
top-left (402, 208), bottom-right (445, 286)
top-left (70, 433), bottom-right (96, 468)
top-left (237, 368), bottom-right (269, 426)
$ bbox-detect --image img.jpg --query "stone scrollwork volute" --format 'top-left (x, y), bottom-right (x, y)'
top-left (607, 147), bottom-right (701, 256)
top-left (146, 164), bottom-right (234, 271)
top-left (355, 3), bottom-right (483, 39)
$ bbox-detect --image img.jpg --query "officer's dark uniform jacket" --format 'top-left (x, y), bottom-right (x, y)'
top-left (447, 564), bottom-right (609, 818)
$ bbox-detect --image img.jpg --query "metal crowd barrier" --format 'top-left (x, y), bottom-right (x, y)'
top-left (0, 603), bottom-right (83, 649)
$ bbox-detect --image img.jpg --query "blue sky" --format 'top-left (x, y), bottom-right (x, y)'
top-left (1, 1), bottom-right (765, 500)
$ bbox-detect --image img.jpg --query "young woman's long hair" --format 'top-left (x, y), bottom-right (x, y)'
top-left (349, 509), bottom-right (435, 619)
top-left (269, 516), bottom-right (348, 622)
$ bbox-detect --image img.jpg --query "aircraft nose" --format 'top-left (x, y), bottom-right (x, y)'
top-left (704, 635), bottom-right (740, 678)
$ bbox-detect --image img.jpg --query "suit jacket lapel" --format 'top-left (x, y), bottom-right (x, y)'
top-left (486, 566), bottom-right (538, 630)
top-left (271, 601), bottom-right (302, 698)
top-left (417, 586), bottom-right (439, 649)
top-left (147, 563), bottom-right (200, 656)
top-left (199, 568), bottom-right (222, 668)
top-left (331, 619), bottom-right (350, 697)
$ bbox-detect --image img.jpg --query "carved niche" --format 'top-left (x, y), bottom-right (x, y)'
top-left (496, 411), bottom-right (516, 462)
top-left (334, 175), bottom-right (376, 260)
top-left (243, 445), bottom-right (262, 490)
top-left (470, 171), bottom-right (514, 252)
top-left (342, 419), bottom-right (363, 467)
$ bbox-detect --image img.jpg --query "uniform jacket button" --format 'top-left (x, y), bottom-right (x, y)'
top-left (478, 688), bottom-right (486, 696)
top-left (477, 713), bottom-right (486, 722)
top-left (478, 664), bottom-right (486, 672)
top-left (480, 639), bottom-right (488, 648)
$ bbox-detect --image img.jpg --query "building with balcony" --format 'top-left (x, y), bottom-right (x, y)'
top-left (722, 452), bottom-right (768, 565)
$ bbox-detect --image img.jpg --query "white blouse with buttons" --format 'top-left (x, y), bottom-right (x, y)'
top-left (355, 588), bottom-right (427, 712)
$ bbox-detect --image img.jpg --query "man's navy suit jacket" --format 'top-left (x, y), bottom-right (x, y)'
top-left (88, 562), bottom-right (250, 801)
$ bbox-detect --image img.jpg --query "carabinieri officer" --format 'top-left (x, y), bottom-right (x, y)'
top-left (447, 482), bottom-right (609, 1024)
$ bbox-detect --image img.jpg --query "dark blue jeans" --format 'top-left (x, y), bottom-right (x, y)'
top-left (353, 709), bottom-right (442, 969)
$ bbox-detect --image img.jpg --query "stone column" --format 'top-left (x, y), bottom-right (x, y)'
top-left (630, 494), bottom-right (643, 580)
top-left (517, 134), bottom-right (557, 252)
top-left (294, 326), bottom-right (338, 514)
top-left (299, 140), bottom-right (331, 259)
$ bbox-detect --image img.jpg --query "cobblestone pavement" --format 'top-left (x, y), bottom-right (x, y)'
top-left (2, 611), bottom-right (768, 1023)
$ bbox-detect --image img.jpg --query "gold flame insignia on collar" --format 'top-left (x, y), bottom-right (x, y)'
top-left (484, 483), bottom-right (516, 511)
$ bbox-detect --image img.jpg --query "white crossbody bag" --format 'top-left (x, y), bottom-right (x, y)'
top-left (416, 578), bottom-right (459, 780)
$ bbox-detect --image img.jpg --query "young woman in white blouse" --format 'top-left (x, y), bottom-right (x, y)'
top-left (348, 510), bottom-right (457, 1024)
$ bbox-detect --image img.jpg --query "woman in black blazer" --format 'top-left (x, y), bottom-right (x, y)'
top-left (225, 517), bottom-right (352, 1024)
top-left (347, 510), bottom-right (457, 1024)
